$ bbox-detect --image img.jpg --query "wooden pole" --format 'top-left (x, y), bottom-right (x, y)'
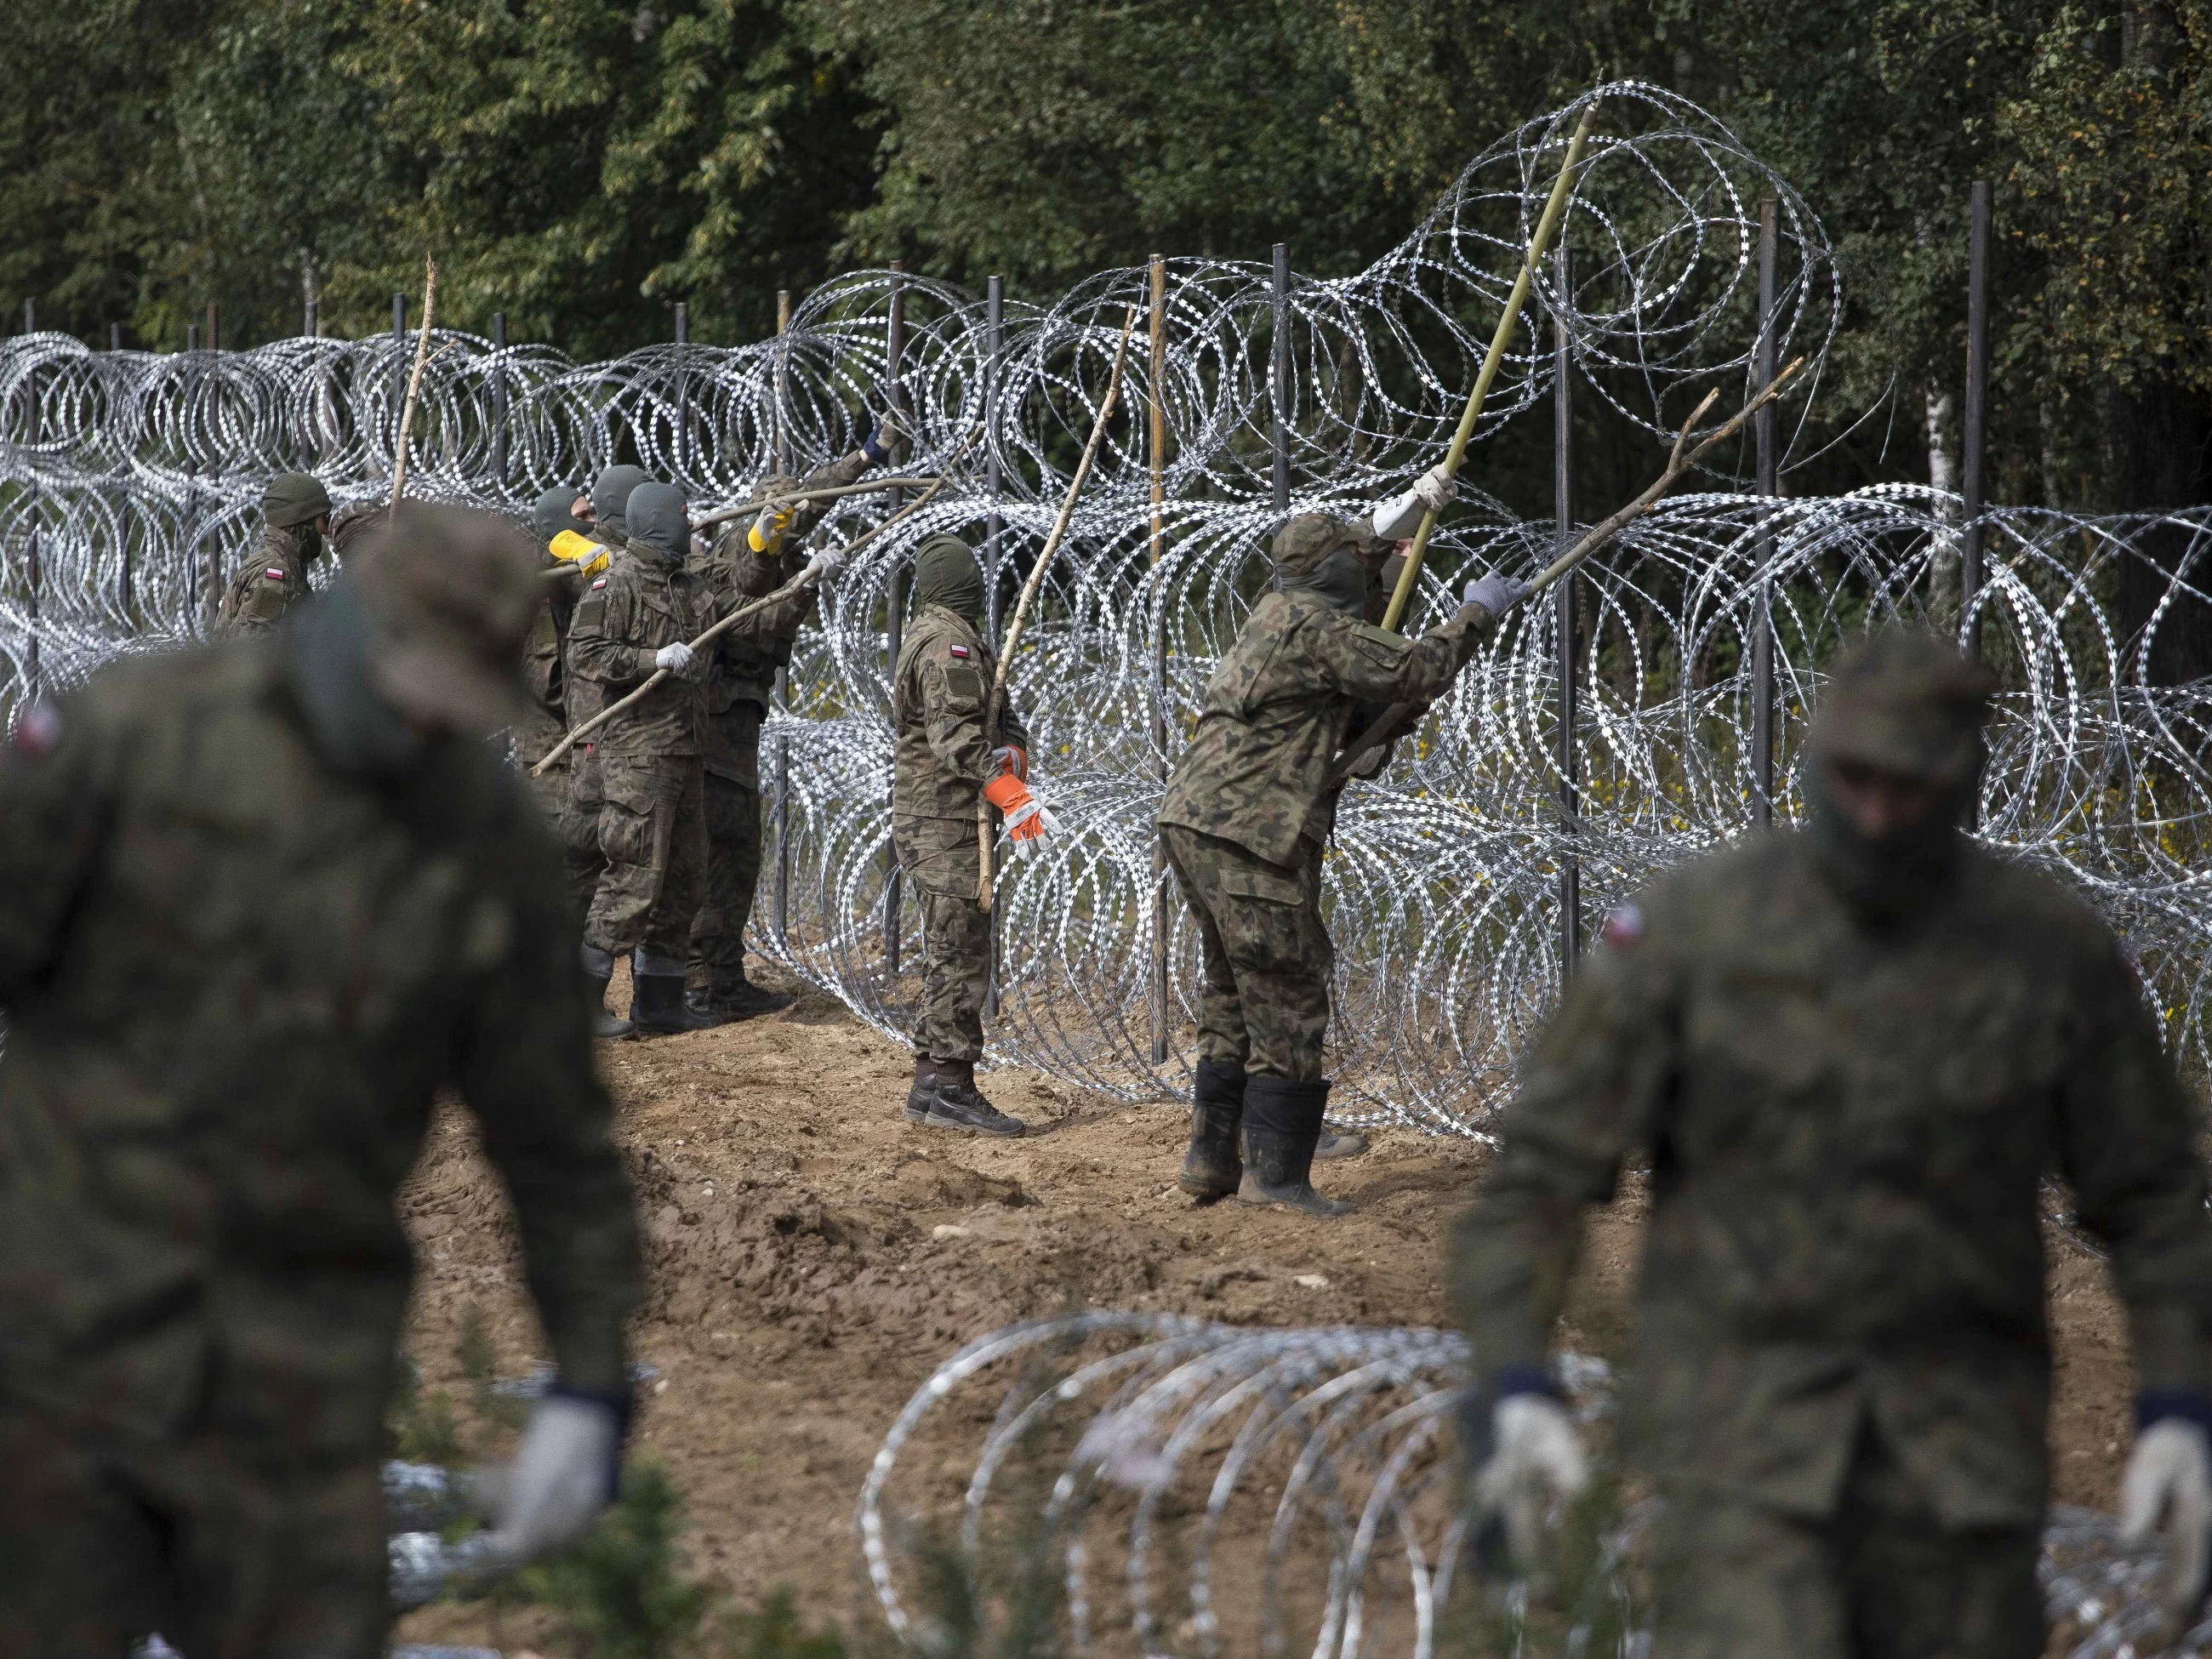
top-left (1380, 98), bottom-right (1601, 634)
top-left (387, 259), bottom-right (438, 515)
top-left (976, 306), bottom-right (1139, 913)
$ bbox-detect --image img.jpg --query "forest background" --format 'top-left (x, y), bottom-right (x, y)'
top-left (5, 0), bottom-right (2209, 668)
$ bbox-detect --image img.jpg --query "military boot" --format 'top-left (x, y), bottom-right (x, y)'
top-left (904, 1056), bottom-right (941, 1124)
top-left (580, 944), bottom-right (635, 1040)
top-left (921, 1059), bottom-right (1027, 1138)
top-left (1178, 1058), bottom-right (1246, 1200)
top-left (629, 950), bottom-right (723, 1037)
top-left (1315, 1120), bottom-right (1370, 1160)
top-left (685, 961), bottom-right (795, 1023)
top-left (1237, 1076), bottom-right (1354, 1217)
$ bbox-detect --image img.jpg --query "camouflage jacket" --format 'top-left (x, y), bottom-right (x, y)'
top-left (517, 553), bottom-right (582, 769)
top-left (891, 604), bottom-right (1033, 824)
top-left (214, 524), bottom-right (317, 636)
top-left (0, 643), bottom-right (642, 1441)
top-left (1156, 589), bottom-right (1491, 864)
top-left (1449, 832), bottom-right (2212, 1528)
top-left (566, 541), bottom-right (715, 758)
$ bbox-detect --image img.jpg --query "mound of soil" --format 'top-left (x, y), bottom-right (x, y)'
top-left (393, 973), bottom-right (2136, 1650)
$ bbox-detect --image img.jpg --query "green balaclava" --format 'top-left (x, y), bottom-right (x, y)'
top-left (532, 486), bottom-right (592, 546)
top-left (913, 535), bottom-right (986, 628)
top-left (624, 482), bottom-right (692, 564)
top-left (1270, 514), bottom-right (1371, 616)
top-left (1804, 629), bottom-right (1996, 924)
top-left (590, 465), bottom-right (651, 544)
top-left (286, 581), bottom-right (425, 780)
top-left (265, 471), bottom-right (334, 563)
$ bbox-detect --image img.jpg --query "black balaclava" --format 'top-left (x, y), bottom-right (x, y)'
top-left (533, 486), bottom-right (592, 546)
top-left (591, 465), bottom-right (651, 545)
top-left (1804, 759), bottom-right (1978, 926)
top-left (914, 535), bottom-right (986, 629)
top-left (286, 583), bottom-right (425, 779)
top-left (624, 482), bottom-right (691, 565)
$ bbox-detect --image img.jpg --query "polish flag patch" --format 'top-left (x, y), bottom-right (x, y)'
top-left (591, 577), bottom-right (608, 590)
top-left (9, 701), bottom-right (60, 755)
top-left (265, 568), bottom-right (286, 580)
top-left (949, 645), bottom-right (970, 658)
top-left (1601, 903), bottom-right (1645, 949)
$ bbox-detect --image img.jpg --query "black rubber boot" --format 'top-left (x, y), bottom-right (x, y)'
top-left (580, 945), bottom-right (634, 1040)
top-left (1315, 1120), bottom-right (1370, 1160)
top-left (1237, 1076), bottom-right (1354, 1216)
top-left (630, 972), bottom-right (722, 1036)
top-left (687, 963), bottom-right (795, 1023)
top-left (904, 1057), bottom-right (939, 1124)
top-left (1178, 1059), bottom-right (1246, 1200)
top-left (922, 1059), bottom-right (1027, 1137)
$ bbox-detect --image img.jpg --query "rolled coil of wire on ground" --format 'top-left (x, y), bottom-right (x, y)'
top-left (861, 1313), bottom-right (2212, 1659)
top-left (0, 83), bottom-right (2204, 1131)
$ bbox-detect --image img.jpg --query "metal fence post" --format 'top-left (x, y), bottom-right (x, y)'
top-left (982, 274), bottom-right (1007, 1018)
top-left (205, 301), bottom-right (219, 354)
top-left (1961, 180), bottom-right (1991, 663)
top-left (391, 291), bottom-right (407, 476)
top-left (1271, 243), bottom-right (1291, 513)
top-left (672, 300), bottom-right (690, 487)
top-left (1751, 197), bottom-right (1779, 828)
top-left (1554, 245), bottom-right (1582, 972)
top-left (772, 288), bottom-right (794, 948)
top-left (882, 262), bottom-right (907, 978)
top-left (1149, 253), bottom-right (1173, 1059)
top-left (490, 311), bottom-right (509, 491)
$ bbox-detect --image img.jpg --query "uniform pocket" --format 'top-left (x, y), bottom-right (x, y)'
top-left (1216, 864), bottom-right (1312, 972)
top-left (1220, 868), bottom-right (1304, 906)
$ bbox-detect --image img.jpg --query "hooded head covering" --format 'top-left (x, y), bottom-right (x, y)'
top-left (533, 486), bottom-right (593, 547)
top-left (288, 505), bottom-right (539, 776)
top-left (1270, 513), bottom-right (1377, 616)
top-left (914, 535), bottom-right (985, 627)
top-left (624, 482), bottom-right (691, 564)
top-left (590, 465), bottom-right (651, 543)
top-left (1805, 628), bottom-right (1996, 921)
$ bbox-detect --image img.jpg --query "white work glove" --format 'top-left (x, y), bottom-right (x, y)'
top-left (654, 641), bottom-right (695, 675)
top-left (487, 1394), bottom-right (624, 1564)
top-left (2122, 1417), bottom-right (2212, 1631)
top-left (1413, 461), bottom-right (1458, 512)
top-left (803, 544), bottom-right (847, 579)
top-left (1474, 1394), bottom-right (1590, 1573)
top-left (1463, 573), bottom-right (1531, 621)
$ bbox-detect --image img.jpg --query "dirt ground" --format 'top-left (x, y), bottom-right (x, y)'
top-left (393, 969), bottom-right (2139, 1651)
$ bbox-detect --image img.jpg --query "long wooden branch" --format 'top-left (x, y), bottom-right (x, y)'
top-left (976, 305), bottom-right (1140, 912)
top-left (692, 476), bottom-right (940, 530)
top-left (387, 259), bottom-right (437, 515)
top-left (1325, 357), bottom-right (1805, 786)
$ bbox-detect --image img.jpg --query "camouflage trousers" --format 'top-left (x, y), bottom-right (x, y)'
top-left (525, 750), bottom-right (571, 826)
top-left (1649, 1429), bottom-right (2043, 1658)
top-left (562, 742), bottom-right (610, 921)
top-left (1159, 824), bottom-right (1331, 1082)
top-left (689, 769), bottom-right (763, 993)
top-left (0, 1396), bottom-right (387, 1659)
top-left (583, 751), bottom-right (708, 961)
top-left (893, 815), bottom-right (991, 1063)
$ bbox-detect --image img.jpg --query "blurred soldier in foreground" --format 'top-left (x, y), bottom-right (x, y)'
top-left (1156, 466), bottom-right (1522, 1216)
top-left (1450, 630), bottom-right (2212, 1656)
top-left (215, 470), bottom-right (332, 635)
top-left (561, 465), bottom-right (647, 1029)
top-left (567, 479), bottom-right (720, 1037)
top-left (689, 422), bottom-right (894, 1021)
top-left (0, 506), bottom-right (643, 1657)
top-left (892, 534), bottom-right (1046, 1135)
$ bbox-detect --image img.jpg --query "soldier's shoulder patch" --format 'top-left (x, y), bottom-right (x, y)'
top-left (1601, 903), bottom-right (1645, 949)
top-left (9, 700), bottom-right (60, 756)
top-left (949, 643), bottom-right (971, 659)
top-left (265, 567), bottom-right (286, 580)
top-left (591, 576), bottom-right (608, 590)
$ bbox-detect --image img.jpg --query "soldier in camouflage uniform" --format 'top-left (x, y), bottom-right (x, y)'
top-left (566, 479), bottom-right (721, 1038)
top-left (687, 427), bottom-right (893, 1020)
top-left (1156, 478), bottom-right (1519, 1217)
top-left (516, 486), bottom-right (596, 826)
top-left (328, 498), bottom-right (385, 567)
top-left (1448, 630), bottom-right (2212, 1656)
top-left (0, 506), bottom-right (643, 1659)
top-left (892, 534), bottom-right (1044, 1136)
top-left (214, 471), bottom-right (332, 635)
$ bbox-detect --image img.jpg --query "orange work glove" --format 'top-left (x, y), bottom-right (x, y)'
top-left (991, 744), bottom-right (1029, 780)
top-left (982, 771), bottom-right (1051, 842)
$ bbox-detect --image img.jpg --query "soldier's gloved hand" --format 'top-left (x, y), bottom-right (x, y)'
top-left (488, 1392), bottom-right (626, 1564)
top-left (748, 499), bottom-right (793, 556)
top-left (1462, 573), bottom-right (1531, 622)
top-left (1474, 1392), bottom-right (1589, 1574)
top-left (654, 641), bottom-right (695, 675)
top-left (1413, 462), bottom-right (1458, 512)
top-left (992, 744), bottom-right (1029, 781)
top-left (804, 544), bottom-right (847, 580)
top-left (983, 771), bottom-right (1053, 844)
top-left (2122, 1409), bottom-right (2212, 1629)
top-left (864, 403), bottom-right (904, 466)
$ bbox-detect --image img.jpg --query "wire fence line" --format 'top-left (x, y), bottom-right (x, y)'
top-left (1, 83), bottom-right (2205, 1128)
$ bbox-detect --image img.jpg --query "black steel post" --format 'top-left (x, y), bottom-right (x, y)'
top-left (883, 263), bottom-right (907, 977)
top-left (772, 288), bottom-right (794, 946)
top-left (1554, 245), bottom-right (1581, 972)
top-left (204, 301), bottom-right (218, 354)
top-left (672, 300), bottom-right (690, 486)
top-left (1271, 243), bottom-right (1291, 513)
top-left (983, 273), bottom-right (1006, 1019)
top-left (1961, 180), bottom-right (1991, 661)
top-left (490, 311), bottom-right (509, 489)
top-left (1751, 197), bottom-right (1779, 828)
top-left (110, 323), bottom-right (121, 351)
top-left (21, 299), bottom-right (32, 334)
top-left (391, 291), bottom-right (407, 477)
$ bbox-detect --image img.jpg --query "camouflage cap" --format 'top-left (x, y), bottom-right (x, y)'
top-left (350, 504), bottom-right (541, 737)
top-left (1269, 514), bottom-right (1361, 579)
top-left (1810, 628), bottom-right (1998, 780)
top-left (263, 471), bottom-right (333, 529)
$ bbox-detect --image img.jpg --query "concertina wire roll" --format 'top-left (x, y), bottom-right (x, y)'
top-left (0, 83), bottom-right (2205, 1131)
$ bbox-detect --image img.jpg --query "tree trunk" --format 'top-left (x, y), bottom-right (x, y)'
top-left (2104, 379), bottom-right (2212, 685)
